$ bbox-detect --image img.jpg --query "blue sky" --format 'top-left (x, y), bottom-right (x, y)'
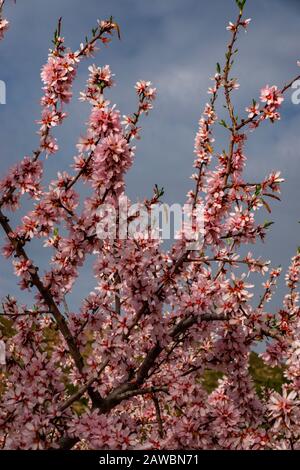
top-left (0, 0), bottom-right (299, 312)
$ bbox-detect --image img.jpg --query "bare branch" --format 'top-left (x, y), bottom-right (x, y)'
top-left (117, 386), bottom-right (168, 402)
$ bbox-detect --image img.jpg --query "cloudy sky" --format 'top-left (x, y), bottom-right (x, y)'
top-left (0, 0), bottom-right (299, 312)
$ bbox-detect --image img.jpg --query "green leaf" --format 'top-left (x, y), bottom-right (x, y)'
top-left (236, 0), bottom-right (246, 11)
top-left (263, 220), bottom-right (274, 229)
top-left (114, 22), bottom-right (121, 40)
top-left (154, 184), bottom-right (164, 199)
top-left (255, 184), bottom-right (262, 196)
top-left (219, 119), bottom-right (228, 128)
top-left (96, 80), bottom-right (106, 89)
top-left (216, 62), bottom-right (221, 74)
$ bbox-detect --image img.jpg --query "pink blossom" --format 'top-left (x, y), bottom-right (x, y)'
top-left (0, 18), bottom-right (9, 39)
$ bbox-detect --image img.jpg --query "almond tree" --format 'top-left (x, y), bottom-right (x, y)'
top-left (0, 0), bottom-right (300, 450)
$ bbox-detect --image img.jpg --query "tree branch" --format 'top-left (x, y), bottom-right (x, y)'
top-left (152, 394), bottom-right (164, 438)
top-left (59, 358), bottom-right (109, 412)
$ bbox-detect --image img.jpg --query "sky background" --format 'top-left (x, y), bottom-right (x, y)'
top-left (0, 0), bottom-right (299, 314)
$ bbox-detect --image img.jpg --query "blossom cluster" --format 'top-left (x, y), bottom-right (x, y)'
top-left (0, 3), bottom-right (300, 451)
top-left (0, 17), bottom-right (8, 39)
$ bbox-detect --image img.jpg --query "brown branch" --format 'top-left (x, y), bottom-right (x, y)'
top-left (152, 394), bottom-right (164, 438)
top-left (56, 436), bottom-right (79, 451)
top-left (58, 358), bottom-right (109, 412)
top-left (223, 11), bottom-right (242, 132)
top-left (0, 310), bottom-right (51, 317)
top-left (0, 0), bottom-right (6, 16)
top-left (99, 312), bottom-right (227, 413)
top-left (117, 385), bottom-right (168, 401)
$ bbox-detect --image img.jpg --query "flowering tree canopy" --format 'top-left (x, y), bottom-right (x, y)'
top-left (1, 0), bottom-right (300, 450)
